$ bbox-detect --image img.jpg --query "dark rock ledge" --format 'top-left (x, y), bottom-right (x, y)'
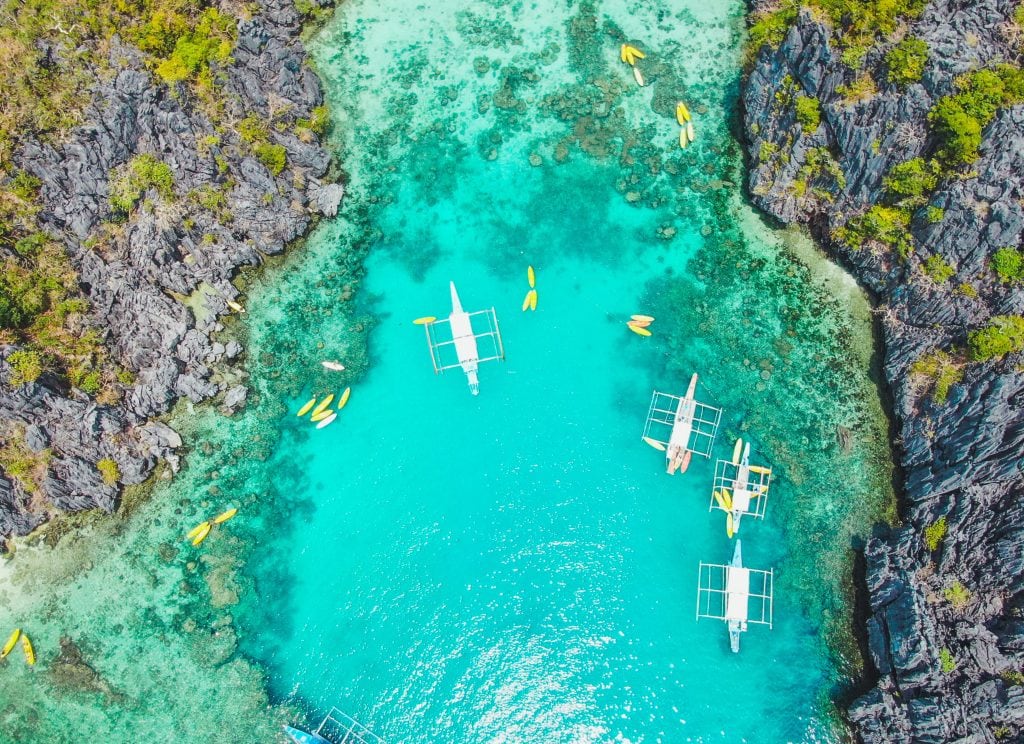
top-left (743, 1), bottom-right (1024, 741)
top-left (0, 0), bottom-right (340, 539)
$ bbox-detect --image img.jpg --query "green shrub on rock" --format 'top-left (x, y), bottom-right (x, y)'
top-left (7, 349), bottom-right (42, 385)
top-left (794, 95), bottom-right (821, 131)
top-left (991, 247), bottom-right (1024, 283)
top-left (968, 316), bottom-right (1024, 361)
top-left (254, 143), bottom-right (287, 176)
top-left (884, 157), bottom-right (939, 203)
top-left (924, 516), bottom-right (947, 551)
top-left (886, 38), bottom-right (929, 86)
top-left (97, 458), bottom-right (121, 485)
top-left (109, 155), bottom-right (174, 213)
top-left (939, 647), bottom-right (957, 674)
top-left (922, 255), bottom-right (955, 283)
top-left (930, 65), bottom-right (1024, 165)
top-left (834, 205), bottom-right (912, 256)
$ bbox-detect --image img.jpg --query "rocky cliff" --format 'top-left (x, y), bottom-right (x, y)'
top-left (743, 0), bottom-right (1024, 741)
top-left (0, 0), bottom-right (341, 539)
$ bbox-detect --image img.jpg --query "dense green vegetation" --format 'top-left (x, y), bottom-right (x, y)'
top-left (930, 65), bottom-right (1024, 165)
top-left (968, 316), bottom-right (1024, 361)
top-left (746, 0), bottom-right (927, 68)
top-left (885, 37), bottom-right (929, 86)
top-left (991, 247), bottom-right (1024, 283)
top-left (0, 1), bottom-right (239, 394)
top-left (943, 581), bottom-right (971, 610)
top-left (939, 647), bottom-right (957, 674)
top-left (833, 204), bottom-right (912, 256)
top-left (794, 95), bottom-right (821, 131)
top-left (883, 157), bottom-right (939, 205)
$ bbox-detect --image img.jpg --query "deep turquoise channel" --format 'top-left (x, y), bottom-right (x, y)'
top-left (0, 0), bottom-right (894, 741)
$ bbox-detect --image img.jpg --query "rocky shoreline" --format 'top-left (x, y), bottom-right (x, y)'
top-left (742, 0), bottom-right (1024, 740)
top-left (0, 0), bottom-right (341, 539)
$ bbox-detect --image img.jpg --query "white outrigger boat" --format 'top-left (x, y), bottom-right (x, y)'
top-left (419, 281), bottom-right (505, 395)
top-left (710, 438), bottom-right (773, 537)
top-left (696, 539), bottom-right (774, 653)
top-left (642, 372), bottom-right (722, 472)
top-left (284, 706), bottom-right (384, 744)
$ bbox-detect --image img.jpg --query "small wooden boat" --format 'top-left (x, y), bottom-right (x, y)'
top-left (191, 523), bottom-right (212, 546)
top-left (297, 397), bottom-right (317, 417)
top-left (1, 629), bottom-right (20, 659)
top-left (686, 122), bottom-right (696, 143)
top-left (413, 316), bottom-right (436, 325)
top-left (527, 266), bottom-right (536, 288)
top-left (631, 314), bottom-right (655, 323)
top-left (227, 300), bottom-right (245, 313)
top-left (678, 449), bottom-right (693, 474)
top-left (213, 508), bottom-right (237, 524)
top-left (311, 394), bottom-right (334, 417)
top-left (316, 413), bottom-right (337, 430)
top-left (633, 67), bottom-right (645, 87)
top-left (630, 318), bottom-right (652, 328)
top-left (336, 387), bottom-right (352, 410)
top-left (321, 361), bottom-right (345, 371)
top-left (21, 633), bottom-right (34, 665)
top-left (627, 322), bottom-right (651, 337)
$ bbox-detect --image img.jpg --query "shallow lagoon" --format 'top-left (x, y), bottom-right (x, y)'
top-left (0, 0), bottom-right (893, 741)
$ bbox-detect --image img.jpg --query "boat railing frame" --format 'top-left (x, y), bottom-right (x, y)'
top-left (315, 706), bottom-right (385, 744)
top-left (423, 307), bottom-right (505, 374)
top-left (695, 561), bottom-right (774, 629)
top-left (709, 459), bottom-right (772, 520)
top-left (642, 390), bottom-right (722, 457)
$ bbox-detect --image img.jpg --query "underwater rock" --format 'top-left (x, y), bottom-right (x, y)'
top-left (49, 637), bottom-right (123, 702)
top-left (0, 0), bottom-right (340, 537)
top-left (743, 2), bottom-right (1024, 741)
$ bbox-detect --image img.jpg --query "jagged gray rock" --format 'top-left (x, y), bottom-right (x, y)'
top-left (0, 0), bottom-right (340, 537)
top-left (744, 1), bottom-right (1024, 741)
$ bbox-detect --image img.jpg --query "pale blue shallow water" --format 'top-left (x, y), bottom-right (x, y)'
top-left (226, 0), bottom-right (893, 741)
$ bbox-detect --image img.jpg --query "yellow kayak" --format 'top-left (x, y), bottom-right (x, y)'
top-left (713, 489), bottom-right (731, 511)
top-left (720, 488), bottom-right (733, 510)
top-left (676, 102), bottom-right (691, 123)
top-left (1, 628), bottom-right (20, 659)
top-left (191, 523), bottom-right (212, 546)
top-left (311, 394), bottom-right (334, 416)
top-left (21, 633), bottom-right (34, 665)
top-left (296, 396), bottom-right (317, 417)
top-left (413, 316), bottom-right (436, 325)
top-left (686, 122), bottom-right (695, 143)
top-left (528, 289), bottom-right (538, 311)
top-left (186, 521), bottom-right (210, 540)
top-left (749, 465), bottom-right (772, 476)
top-left (726, 512), bottom-right (734, 539)
top-left (212, 508), bottom-right (237, 524)
top-left (631, 314), bottom-right (654, 323)
top-left (311, 408), bottom-right (334, 422)
top-left (732, 438), bottom-right (743, 465)
top-left (679, 129), bottom-right (688, 149)
top-left (625, 44), bottom-right (646, 59)
top-left (528, 265), bottom-right (536, 288)
top-left (337, 387), bottom-right (352, 410)
top-left (633, 66), bottom-right (645, 87)
top-left (642, 436), bottom-right (666, 451)
top-left (521, 290), bottom-right (532, 311)
top-left (619, 44), bottom-right (628, 63)
top-left (627, 322), bottom-right (651, 337)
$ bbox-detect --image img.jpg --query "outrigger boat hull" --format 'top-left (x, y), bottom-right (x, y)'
top-left (284, 726), bottom-right (333, 744)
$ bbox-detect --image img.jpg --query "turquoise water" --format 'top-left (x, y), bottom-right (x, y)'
top-left (235, 0), bottom-right (892, 741)
top-left (0, 0), bottom-right (893, 741)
